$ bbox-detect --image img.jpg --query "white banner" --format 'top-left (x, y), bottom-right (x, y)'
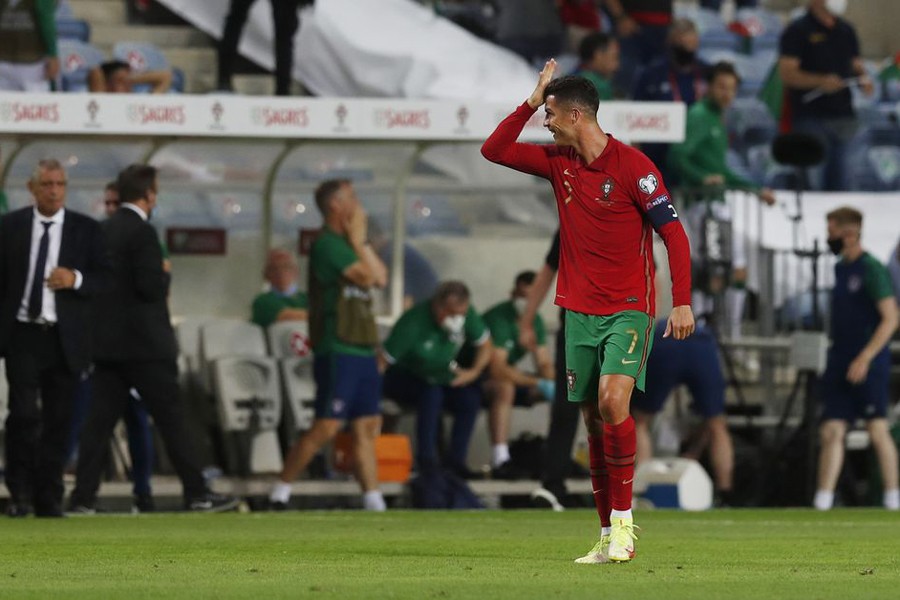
top-left (0, 93), bottom-right (686, 143)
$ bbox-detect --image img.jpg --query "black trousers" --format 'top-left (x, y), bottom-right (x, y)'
top-left (541, 316), bottom-right (582, 489)
top-left (4, 322), bottom-right (78, 513)
top-left (218, 0), bottom-right (301, 96)
top-left (71, 359), bottom-right (207, 505)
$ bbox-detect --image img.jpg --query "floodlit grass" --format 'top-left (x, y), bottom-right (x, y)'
top-left (1, 509), bottom-right (898, 599)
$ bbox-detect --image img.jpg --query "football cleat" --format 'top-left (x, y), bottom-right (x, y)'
top-left (608, 517), bottom-right (638, 562)
top-left (574, 535), bottom-right (610, 564)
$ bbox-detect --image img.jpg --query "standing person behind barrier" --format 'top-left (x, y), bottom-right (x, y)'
top-left (268, 179), bottom-right (389, 511)
top-left (70, 164), bottom-right (238, 514)
top-left (217, 0), bottom-right (313, 96)
top-left (668, 62), bottom-right (776, 349)
top-left (519, 231), bottom-right (586, 510)
top-left (379, 281), bottom-right (492, 478)
top-left (778, 0), bottom-right (874, 192)
top-left (0, 159), bottom-right (109, 518)
top-left (251, 249), bottom-right (308, 328)
top-left (67, 181), bottom-right (158, 513)
top-left (0, 0), bottom-right (58, 92)
top-left (571, 32), bottom-right (621, 101)
top-left (631, 319), bottom-right (735, 505)
top-left (604, 0), bottom-right (672, 94)
top-left (814, 207), bottom-right (899, 511)
top-left (479, 271), bottom-right (555, 480)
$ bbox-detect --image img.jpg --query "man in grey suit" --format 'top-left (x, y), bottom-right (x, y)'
top-left (69, 164), bottom-right (237, 513)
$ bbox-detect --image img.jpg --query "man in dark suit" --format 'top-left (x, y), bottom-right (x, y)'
top-left (0, 159), bottom-right (109, 517)
top-left (69, 164), bottom-right (237, 513)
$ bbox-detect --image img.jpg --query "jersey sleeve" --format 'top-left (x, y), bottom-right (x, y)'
top-left (35, 0), bottom-right (59, 57)
top-left (382, 311), bottom-right (415, 364)
top-left (863, 256), bottom-right (895, 303)
top-left (481, 103), bottom-right (553, 179)
top-left (779, 21), bottom-right (803, 59)
top-left (465, 305), bottom-right (490, 346)
top-left (315, 234), bottom-right (358, 285)
top-left (630, 154), bottom-right (693, 307)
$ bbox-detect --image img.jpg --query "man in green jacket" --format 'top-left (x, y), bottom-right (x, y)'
top-left (0, 0), bottom-right (58, 91)
top-left (669, 61), bottom-right (776, 349)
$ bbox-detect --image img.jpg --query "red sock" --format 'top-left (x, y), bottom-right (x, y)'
top-left (603, 416), bottom-right (636, 512)
top-left (588, 435), bottom-right (611, 528)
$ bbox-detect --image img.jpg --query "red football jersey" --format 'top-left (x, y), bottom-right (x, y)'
top-left (482, 102), bottom-right (691, 317)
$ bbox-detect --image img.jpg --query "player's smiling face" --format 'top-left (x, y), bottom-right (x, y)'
top-left (543, 96), bottom-right (574, 146)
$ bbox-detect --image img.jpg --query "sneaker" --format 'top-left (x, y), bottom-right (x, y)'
top-left (608, 517), bottom-right (638, 562)
top-left (530, 486), bottom-right (565, 512)
top-left (66, 503), bottom-right (97, 516)
top-left (185, 493), bottom-right (239, 513)
top-left (574, 535), bottom-right (610, 564)
top-left (132, 494), bottom-right (155, 514)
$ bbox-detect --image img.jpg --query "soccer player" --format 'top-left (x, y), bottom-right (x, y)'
top-left (814, 207), bottom-right (899, 511)
top-left (482, 60), bottom-right (694, 563)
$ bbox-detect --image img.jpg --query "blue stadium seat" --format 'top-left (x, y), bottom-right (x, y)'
top-left (58, 39), bottom-right (105, 92)
top-left (676, 6), bottom-right (740, 52)
top-left (171, 67), bottom-right (186, 93)
top-left (727, 97), bottom-right (777, 154)
top-left (734, 8), bottom-right (782, 54)
top-left (113, 42), bottom-right (170, 73)
top-left (55, 0), bottom-right (74, 19)
top-left (846, 124), bottom-right (900, 191)
top-left (56, 19), bottom-right (90, 42)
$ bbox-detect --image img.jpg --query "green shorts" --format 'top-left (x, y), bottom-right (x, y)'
top-left (565, 310), bottom-right (655, 402)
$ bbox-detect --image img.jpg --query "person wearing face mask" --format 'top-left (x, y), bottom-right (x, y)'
top-left (632, 18), bottom-right (708, 184)
top-left (269, 179), bottom-right (389, 511)
top-left (474, 271), bottom-right (555, 480)
top-left (814, 207), bottom-right (899, 511)
top-left (778, 0), bottom-right (874, 191)
top-left (251, 249), bottom-right (308, 328)
top-left (379, 281), bottom-right (493, 478)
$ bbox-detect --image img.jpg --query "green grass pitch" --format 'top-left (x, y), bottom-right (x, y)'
top-left (2, 509), bottom-right (899, 599)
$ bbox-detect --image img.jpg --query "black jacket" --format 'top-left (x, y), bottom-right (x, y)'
top-left (93, 207), bottom-right (178, 362)
top-left (0, 206), bottom-right (109, 372)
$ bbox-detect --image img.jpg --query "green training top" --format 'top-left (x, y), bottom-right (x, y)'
top-left (383, 301), bottom-right (489, 386)
top-left (481, 300), bottom-right (546, 366)
top-left (251, 289), bottom-right (309, 329)
top-left (668, 96), bottom-right (758, 201)
top-left (308, 228), bottom-right (376, 356)
top-left (572, 69), bottom-right (614, 101)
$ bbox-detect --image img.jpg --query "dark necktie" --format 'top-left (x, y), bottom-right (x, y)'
top-left (27, 221), bottom-right (54, 320)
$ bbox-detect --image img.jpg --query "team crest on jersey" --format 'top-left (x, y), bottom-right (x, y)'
top-left (596, 177), bottom-right (615, 206)
top-left (638, 172), bottom-right (658, 195)
top-left (566, 369), bottom-right (577, 392)
top-left (847, 274), bottom-right (862, 293)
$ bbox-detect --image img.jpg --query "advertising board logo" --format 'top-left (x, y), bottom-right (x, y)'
top-left (375, 108), bottom-right (430, 130)
top-left (617, 112), bottom-right (671, 134)
top-left (251, 106), bottom-right (309, 128)
top-left (127, 103), bottom-right (186, 126)
top-left (0, 102), bottom-right (60, 124)
top-left (85, 99), bottom-right (100, 128)
top-left (454, 105), bottom-right (469, 133)
top-left (209, 101), bottom-right (225, 131)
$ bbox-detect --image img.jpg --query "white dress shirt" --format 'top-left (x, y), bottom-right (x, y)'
top-left (121, 202), bottom-right (148, 221)
top-left (17, 207), bottom-right (83, 324)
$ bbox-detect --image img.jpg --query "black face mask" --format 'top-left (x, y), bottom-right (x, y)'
top-left (671, 46), bottom-right (696, 67)
top-left (827, 237), bottom-right (844, 255)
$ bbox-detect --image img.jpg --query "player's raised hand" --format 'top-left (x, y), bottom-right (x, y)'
top-left (664, 305), bottom-right (695, 340)
top-left (527, 59), bottom-right (557, 110)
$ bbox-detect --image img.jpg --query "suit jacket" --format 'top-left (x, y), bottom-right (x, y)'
top-left (93, 207), bottom-right (178, 362)
top-left (0, 206), bottom-right (109, 373)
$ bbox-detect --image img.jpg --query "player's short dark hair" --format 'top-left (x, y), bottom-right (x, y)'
top-left (543, 76), bottom-right (599, 116)
top-left (432, 280), bottom-right (470, 307)
top-left (707, 61), bottom-right (741, 85)
top-left (117, 164), bottom-right (157, 204)
top-left (827, 206), bottom-right (863, 228)
top-left (314, 179), bottom-right (351, 215)
top-left (578, 32), bottom-right (614, 63)
top-left (101, 60), bottom-right (130, 79)
top-left (514, 270), bottom-right (536, 288)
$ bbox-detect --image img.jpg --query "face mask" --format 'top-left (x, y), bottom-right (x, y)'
top-left (671, 46), bottom-right (696, 67)
top-left (513, 297), bottom-right (528, 316)
top-left (825, 0), bottom-right (847, 15)
top-left (827, 237), bottom-right (844, 256)
top-left (441, 314), bottom-right (465, 335)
